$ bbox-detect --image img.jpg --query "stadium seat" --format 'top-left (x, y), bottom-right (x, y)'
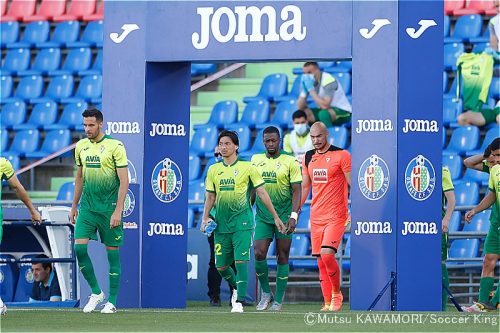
top-left (444, 0), bottom-right (465, 15)
top-left (453, 0), bottom-right (496, 15)
top-left (469, 27), bottom-right (490, 44)
top-left (489, 77), bottom-right (499, 99)
top-left (44, 101), bottom-right (87, 131)
top-left (189, 126), bottom-right (218, 157)
top-left (79, 49), bottom-right (102, 76)
top-left (444, 15), bottom-right (482, 43)
top-left (296, 205), bottom-right (310, 229)
top-left (0, 21), bottom-right (19, 47)
top-left (448, 211), bottom-right (462, 232)
top-left (24, 0), bottom-right (66, 22)
top-left (189, 154), bottom-right (201, 181)
top-left (83, 1), bottom-right (103, 21)
top-left (0, 48), bottom-right (30, 76)
top-left (13, 101), bottom-right (58, 130)
top-left (191, 63), bottom-right (217, 76)
top-left (37, 21), bottom-right (80, 48)
top-left (322, 72), bottom-right (351, 95)
top-left (243, 73), bottom-right (288, 103)
top-left (187, 208), bottom-right (195, 228)
top-left (325, 60), bottom-right (352, 73)
top-left (447, 239), bottom-right (479, 266)
top-left (18, 48), bottom-right (62, 77)
top-left (328, 126), bottom-right (348, 149)
top-left (239, 100), bottom-right (270, 129)
top-left (13, 255), bottom-right (37, 302)
top-left (25, 129), bottom-right (71, 159)
top-left (466, 126), bottom-right (500, 157)
top-left (5, 154), bottom-right (20, 171)
top-left (443, 96), bottom-right (462, 127)
top-left (3, 129), bottom-right (40, 158)
top-left (31, 75), bottom-right (74, 103)
top-left (443, 126), bottom-right (479, 155)
top-left (6, 21), bottom-right (50, 49)
top-left (188, 179), bottom-right (206, 201)
top-left (462, 210), bottom-right (491, 233)
top-left (67, 20), bottom-right (103, 48)
top-left (223, 124), bottom-right (252, 153)
top-left (56, 181), bottom-right (75, 201)
top-left (0, 254), bottom-right (18, 302)
top-left (443, 15), bottom-right (450, 38)
top-left (442, 154), bottom-right (462, 180)
top-left (256, 99), bottom-right (297, 130)
top-left (463, 168), bottom-right (489, 187)
top-left (49, 48), bottom-right (92, 76)
top-left (1, 75), bottom-right (13, 99)
top-left (1, 128), bottom-right (9, 152)
top-left (3, 75), bottom-right (44, 103)
top-left (61, 74), bottom-right (102, 104)
top-left (443, 71), bottom-right (448, 93)
top-left (0, 0), bottom-right (36, 22)
top-left (275, 75), bottom-right (301, 103)
top-left (443, 43), bottom-right (465, 70)
top-left (247, 128), bottom-right (284, 155)
top-left (193, 100), bottom-right (238, 130)
top-left (1, 101), bottom-right (26, 129)
top-left (472, 42), bottom-right (491, 53)
top-left (291, 235), bottom-right (316, 269)
top-left (53, 0), bottom-right (97, 21)
top-left (454, 181), bottom-right (480, 207)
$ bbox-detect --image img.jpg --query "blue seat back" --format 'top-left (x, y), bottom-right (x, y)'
top-left (287, 75), bottom-right (302, 99)
top-left (462, 210), bottom-right (491, 232)
top-left (443, 71), bottom-right (448, 93)
top-left (6, 154), bottom-right (20, 171)
top-left (257, 73), bottom-right (288, 100)
top-left (444, 15), bottom-right (450, 37)
top-left (452, 14), bottom-right (482, 39)
top-left (0, 254), bottom-right (18, 302)
top-left (442, 154), bottom-right (462, 180)
top-left (448, 211), bottom-right (462, 232)
top-left (2, 48), bottom-right (30, 72)
top-left (13, 255), bottom-right (37, 302)
top-left (477, 126), bottom-right (500, 153)
top-left (446, 126), bottom-right (479, 154)
top-left (209, 100), bottom-right (238, 127)
top-left (14, 75), bottom-right (44, 100)
top-left (188, 180), bottom-right (206, 201)
top-left (22, 21), bottom-right (50, 44)
top-left (1, 101), bottom-right (27, 128)
top-left (333, 72), bottom-right (351, 95)
top-left (40, 129), bottom-right (71, 153)
top-left (75, 74), bottom-right (102, 99)
top-left (1, 76), bottom-right (13, 99)
top-left (33, 47), bottom-right (61, 72)
top-left (448, 239), bottom-right (479, 263)
top-left (82, 20), bottom-right (103, 44)
top-left (489, 77), bottom-right (499, 99)
top-left (62, 48), bottom-right (92, 72)
top-left (9, 129), bottom-right (40, 154)
top-left (1, 21), bottom-right (19, 45)
top-left (56, 181), bottom-right (75, 201)
top-left (328, 126), bottom-right (348, 149)
top-left (240, 100), bottom-right (270, 125)
top-left (444, 43), bottom-right (464, 70)
top-left (1, 128), bottom-right (9, 152)
top-left (472, 42), bottom-right (491, 53)
top-left (273, 99), bottom-right (297, 128)
top-left (187, 208), bottom-right (195, 228)
top-left (251, 128), bottom-right (283, 152)
top-left (190, 126), bottom-right (218, 155)
top-left (59, 101), bottom-right (87, 126)
top-left (224, 124), bottom-right (251, 152)
top-left (342, 235), bottom-right (351, 271)
top-left (51, 21), bottom-right (80, 44)
top-left (189, 154), bottom-right (201, 181)
top-left (91, 50), bottom-right (103, 71)
top-left (296, 205), bottom-right (310, 229)
top-left (45, 75), bottom-right (74, 99)
top-left (290, 235), bottom-right (310, 256)
top-left (28, 101), bottom-right (58, 127)
top-left (463, 168), bottom-right (489, 184)
top-left (454, 181), bottom-right (479, 206)
top-left (443, 97), bottom-right (461, 125)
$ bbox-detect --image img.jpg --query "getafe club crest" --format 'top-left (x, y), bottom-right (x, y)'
top-left (405, 154), bottom-right (436, 201)
top-left (358, 154), bottom-right (390, 201)
top-left (151, 158), bottom-right (183, 203)
top-left (25, 269), bottom-right (34, 283)
top-left (123, 189), bottom-right (136, 218)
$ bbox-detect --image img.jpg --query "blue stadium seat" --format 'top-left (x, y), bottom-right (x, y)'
top-left (248, 128), bottom-right (283, 155)
top-left (61, 74), bottom-right (102, 104)
top-left (13, 255), bottom-right (37, 302)
top-left (466, 126), bottom-right (500, 157)
top-left (0, 254), bottom-right (18, 302)
top-left (448, 211), bottom-right (462, 232)
top-left (188, 179), bottom-right (206, 201)
top-left (442, 154), bottom-right (462, 180)
top-left (443, 71), bottom-right (448, 93)
top-left (14, 101), bottom-right (58, 130)
top-left (1, 101), bottom-right (27, 129)
top-left (67, 20), bottom-right (103, 48)
top-left (44, 101), bottom-right (87, 131)
top-left (274, 75), bottom-right (301, 103)
top-left (189, 154), bottom-right (201, 181)
top-left (443, 15), bottom-right (450, 37)
top-left (330, 72), bottom-right (352, 95)
top-left (445, 76), bottom-right (463, 100)
top-left (0, 48), bottom-right (30, 76)
top-left (3, 129), bottom-right (40, 158)
top-left (463, 168), bottom-right (489, 187)
top-left (243, 73), bottom-right (288, 103)
top-left (342, 235), bottom-right (351, 271)
top-left (7, 21), bottom-right (50, 49)
top-left (200, 157), bottom-right (218, 181)
top-left (326, 60), bottom-right (352, 73)
top-left (1, 75), bottom-right (13, 100)
top-left (328, 126), bottom-right (348, 149)
top-left (0, 21), bottom-right (19, 47)
top-left (3, 75), bottom-right (44, 103)
top-left (444, 15), bottom-right (482, 43)
top-left (5, 154), bottom-right (20, 171)
top-left (224, 124), bottom-right (252, 153)
top-left (56, 181), bottom-right (75, 201)
top-left (187, 208), bottom-right (195, 228)
top-left (25, 129), bottom-right (71, 159)
top-left (447, 239), bottom-right (479, 266)
top-left (444, 43), bottom-right (465, 70)
top-left (32, 75), bottom-right (74, 103)
top-left (454, 181), bottom-right (480, 206)
top-left (79, 49), bottom-right (102, 76)
top-left (49, 48), bottom-right (92, 76)
top-left (1, 128), bottom-right (8, 152)
top-left (193, 100), bottom-right (238, 130)
top-left (489, 77), bottom-right (499, 99)
top-left (191, 63), bottom-right (217, 76)
top-left (469, 25), bottom-right (490, 44)
top-left (462, 210), bottom-right (490, 233)
top-left (290, 235), bottom-right (316, 269)
top-left (472, 42), bottom-right (491, 53)
top-left (18, 47), bottom-right (62, 77)
top-left (443, 126), bottom-right (479, 155)
top-left (296, 205), bottom-right (310, 229)
top-left (37, 20), bottom-right (80, 48)
top-left (189, 126), bottom-right (218, 157)
top-left (256, 99), bottom-right (297, 130)
top-left (239, 100), bottom-right (270, 129)
top-left (443, 97), bottom-right (462, 127)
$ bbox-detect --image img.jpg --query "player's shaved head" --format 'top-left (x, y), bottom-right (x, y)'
top-left (310, 122), bottom-right (328, 135)
top-left (310, 122), bottom-right (329, 152)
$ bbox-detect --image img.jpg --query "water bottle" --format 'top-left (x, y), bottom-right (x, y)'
top-left (204, 219), bottom-right (217, 236)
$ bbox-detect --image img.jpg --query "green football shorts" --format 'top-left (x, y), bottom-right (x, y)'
top-left (441, 233), bottom-right (448, 261)
top-left (75, 209), bottom-right (124, 247)
top-left (483, 222), bottom-right (500, 255)
top-left (254, 217), bottom-right (293, 241)
top-left (213, 230), bottom-right (252, 268)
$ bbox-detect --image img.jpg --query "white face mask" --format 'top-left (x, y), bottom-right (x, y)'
top-left (294, 123), bottom-right (309, 136)
top-left (303, 73), bottom-right (314, 81)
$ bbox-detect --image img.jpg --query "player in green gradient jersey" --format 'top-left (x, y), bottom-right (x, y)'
top-left (441, 166), bottom-right (455, 311)
top-left (201, 130), bottom-right (286, 313)
top-left (70, 108), bottom-right (129, 314)
top-left (251, 126), bottom-right (302, 311)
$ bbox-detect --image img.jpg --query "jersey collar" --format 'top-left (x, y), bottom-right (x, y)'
top-left (265, 150), bottom-right (282, 159)
top-left (90, 134), bottom-right (108, 144)
top-left (222, 157), bottom-right (239, 167)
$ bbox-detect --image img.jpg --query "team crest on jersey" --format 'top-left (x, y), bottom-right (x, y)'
top-left (326, 157), bottom-right (331, 163)
top-left (123, 189), bottom-right (136, 217)
top-left (234, 169), bottom-right (239, 177)
top-left (151, 158), bottom-right (183, 203)
top-left (405, 154), bottom-right (436, 201)
top-left (127, 159), bottom-right (137, 183)
top-left (276, 162), bottom-right (281, 169)
top-left (25, 269), bottom-right (34, 283)
top-left (358, 154), bottom-right (390, 201)
top-left (312, 168), bottom-right (328, 183)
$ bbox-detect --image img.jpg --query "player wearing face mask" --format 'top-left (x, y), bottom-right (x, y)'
top-left (284, 110), bottom-right (314, 164)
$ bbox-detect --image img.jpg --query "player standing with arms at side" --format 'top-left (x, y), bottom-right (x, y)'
top-left (70, 108), bottom-right (129, 314)
top-left (200, 130), bottom-right (286, 313)
top-left (300, 122), bottom-right (351, 312)
top-left (251, 126), bottom-right (302, 311)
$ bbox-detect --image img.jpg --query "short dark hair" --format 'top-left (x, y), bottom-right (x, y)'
top-left (218, 130), bottom-right (239, 147)
top-left (82, 107), bottom-right (103, 122)
top-left (33, 254), bottom-right (52, 271)
top-left (292, 110), bottom-right (307, 120)
top-left (263, 126), bottom-right (280, 138)
top-left (303, 62), bottom-right (319, 69)
top-left (484, 138), bottom-right (500, 158)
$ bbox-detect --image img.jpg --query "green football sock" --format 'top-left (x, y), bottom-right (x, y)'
top-left (235, 262), bottom-right (248, 302)
top-left (74, 244), bottom-right (101, 295)
top-left (107, 249), bottom-right (121, 306)
top-left (218, 266), bottom-right (237, 288)
top-left (479, 277), bottom-right (495, 303)
top-left (491, 281), bottom-right (499, 305)
top-left (255, 259), bottom-right (270, 294)
top-left (275, 264), bottom-right (289, 304)
top-left (442, 263), bottom-right (449, 311)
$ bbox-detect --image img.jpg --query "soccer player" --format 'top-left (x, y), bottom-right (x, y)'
top-left (251, 126), bottom-right (302, 311)
top-left (70, 107), bottom-right (129, 314)
top-left (300, 122), bottom-right (351, 311)
top-left (200, 130), bottom-right (286, 313)
top-left (463, 138), bottom-right (500, 312)
top-left (441, 166), bottom-right (456, 311)
top-left (0, 157), bottom-right (42, 315)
